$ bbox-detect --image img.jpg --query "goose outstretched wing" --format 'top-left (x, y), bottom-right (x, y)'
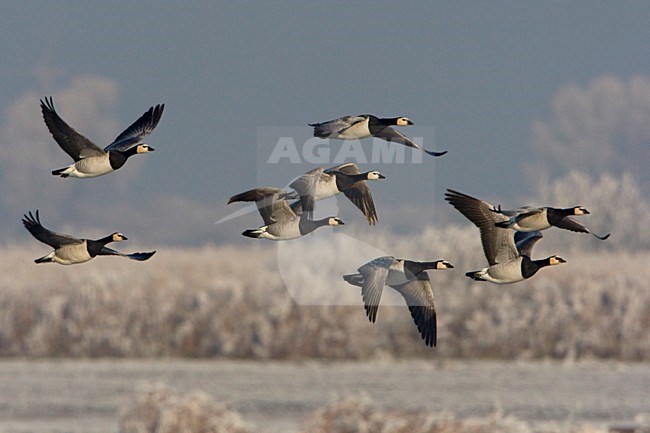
top-left (97, 247), bottom-right (156, 261)
top-left (104, 104), bottom-right (164, 151)
top-left (41, 97), bottom-right (105, 161)
top-left (373, 127), bottom-right (447, 157)
top-left (445, 189), bottom-right (516, 265)
top-left (392, 274), bottom-right (437, 347)
top-left (309, 115), bottom-right (366, 138)
top-left (358, 256), bottom-right (394, 323)
top-left (22, 210), bottom-right (82, 248)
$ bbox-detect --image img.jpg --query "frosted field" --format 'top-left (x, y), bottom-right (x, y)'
top-left (1, 359), bottom-right (649, 433)
top-left (2, 242), bottom-right (649, 360)
top-left (1, 176), bottom-right (648, 432)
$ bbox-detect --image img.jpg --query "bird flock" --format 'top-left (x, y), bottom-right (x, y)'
top-left (24, 105), bottom-right (610, 349)
top-left (23, 98), bottom-right (163, 264)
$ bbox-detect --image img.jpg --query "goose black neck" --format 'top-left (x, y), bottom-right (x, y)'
top-left (349, 172), bottom-right (372, 181)
top-left (85, 235), bottom-right (115, 258)
top-left (95, 234), bottom-right (116, 245)
top-left (547, 207), bottom-right (573, 218)
top-left (298, 217), bottom-right (331, 235)
top-left (335, 171), bottom-right (372, 190)
top-left (109, 147), bottom-right (139, 170)
top-left (378, 117), bottom-right (400, 126)
top-left (114, 146), bottom-right (140, 159)
top-left (404, 260), bottom-right (439, 276)
top-left (545, 207), bottom-right (575, 226)
top-left (521, 256), bottom-right (553, 279)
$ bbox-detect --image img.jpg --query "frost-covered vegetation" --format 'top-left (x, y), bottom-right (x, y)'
top-left (119, 389), bottom-right (609, 433)
top-left (2, 163), bottom-right (647, 360)
top-left (300, 394), bottom-right (608, 433)
top-left (119, 384), bottom-right (254, 433)
top-left (1, 224), bottom-right (647, 360)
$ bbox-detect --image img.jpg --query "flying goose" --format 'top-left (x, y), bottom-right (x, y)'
top-left (309, 115), bottom-right (447, 157)
top-left (493, 205), bottom-right (610, 240)
top-left (22, 210), bottom-right (155, 265)
top-left (41, 97), bottom-right (164, 178)
top-left (287, 162), bottom-right (385, 224)
top-left (445, 189), bottom-right (565, 284)
top-left (228, 187), bottom-right (345, 240)
top-left (343, 256), bottom-right (454, 347)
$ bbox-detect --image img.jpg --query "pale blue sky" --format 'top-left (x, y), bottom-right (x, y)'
top-left (1, 2), bottom-right (648, 245)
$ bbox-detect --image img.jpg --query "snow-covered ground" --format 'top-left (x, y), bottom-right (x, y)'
top-left (1, 359), bottom-right (649, 433)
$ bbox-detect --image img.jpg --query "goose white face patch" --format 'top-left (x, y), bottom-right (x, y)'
top-left (137, 144), bottom-right (153, 153)
top-left (396, 117), bottom-right (412, 126)
top-left (328, 217), bottom-right (344, 226)
top-left (550, 256), bottom-right (566, 265)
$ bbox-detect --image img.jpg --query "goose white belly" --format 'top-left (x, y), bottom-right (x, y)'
top-left (313, 176), bottom-right (340, 200)
top-left (483, 258), bottom-right (525, 284)
top-left (335, 118), bottom-right (371, 140)
top-left (512, 211), bottom-right (551, 231)
top-left (385, 260), bottom-right (410, 286)
top-left (53, 242), bottom-right (92, 265)
top-left (64, 155), bottom-right (114, 178)
top-left (511, 222), bottom-right (551, 232)
top-left (262, 219), bottom-right (303, 241)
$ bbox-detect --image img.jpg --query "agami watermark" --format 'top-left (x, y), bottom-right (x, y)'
top-left (266, 137), bottom-right (426, 164)
top-left (259, 125), bottom-right (436, 166)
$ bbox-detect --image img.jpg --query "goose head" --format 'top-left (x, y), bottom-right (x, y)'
top-left (112, 232), bottom-right (128, 242)
top-left (549, 255), bottom-right (566, 266)
top-left (327, 217), bottom-right (345, 226)
top-left (365, 171), bottom-right (386, 181)
top-left (572, 206), bottom-right (590, 215)
top-left (395, 117), bottom-right (413, 126)
top-left (435, 260), bottom-right (454, 269)
top-left (136, 144), bottom-right (155, 154)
